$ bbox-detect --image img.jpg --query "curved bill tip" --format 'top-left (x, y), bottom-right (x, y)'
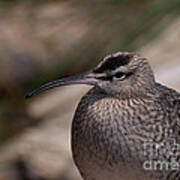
top-left (25, 88), bottom-right (42, 99)
top-left (25, 92), bottom-right (35, 99)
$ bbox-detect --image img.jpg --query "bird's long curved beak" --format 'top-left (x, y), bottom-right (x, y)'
top-left (26, 73), bottom-right (99, 98)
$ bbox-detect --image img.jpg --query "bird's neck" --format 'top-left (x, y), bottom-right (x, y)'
top-left (102, 84), bottom-right (157, 100)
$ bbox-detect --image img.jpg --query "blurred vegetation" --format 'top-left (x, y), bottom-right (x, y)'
top-left (0, 0), bottom-right (180, 145)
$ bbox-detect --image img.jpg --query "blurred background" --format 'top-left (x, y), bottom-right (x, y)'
top-left (0, 0), bottom-right (180, 179)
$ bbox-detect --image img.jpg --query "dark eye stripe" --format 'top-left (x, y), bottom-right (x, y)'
top-left (97, 76), bottom-right (113, 81)
top-left (96, 72), bottom-right (133, 81)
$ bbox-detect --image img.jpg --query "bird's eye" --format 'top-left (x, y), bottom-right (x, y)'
top-left (113, 72), bottom-right (126, 80)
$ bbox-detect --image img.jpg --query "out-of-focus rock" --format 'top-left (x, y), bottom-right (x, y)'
top-left (141, 18), bottom-right (180, 90)
top-left (0, 85), bottom-right (90, 180)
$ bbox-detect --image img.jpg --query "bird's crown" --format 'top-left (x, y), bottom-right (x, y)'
top-left (92, 52), bottom-right (143, 82)
top-left (93, 52), bottom-right (134, 74)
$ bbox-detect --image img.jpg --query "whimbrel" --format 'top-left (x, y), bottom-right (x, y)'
top-left (26, 52), bottom-right (180, 180)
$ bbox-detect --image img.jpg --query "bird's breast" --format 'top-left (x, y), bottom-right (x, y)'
top-left (71, 88), bottom-right (175, 179)
top-left (72, 92), bottom-right (144, 163)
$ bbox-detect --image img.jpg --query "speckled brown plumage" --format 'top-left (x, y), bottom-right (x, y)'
top-left (26, 52), bottom-right (180, 180)
top-left (71, 52), bottom-right (180, 180)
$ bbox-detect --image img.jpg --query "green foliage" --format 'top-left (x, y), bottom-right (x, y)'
top-left (108, 0), bottom-right (150, 5)
top-left (106, 0), bottom-right (180, 51)
top-left (0, 0), bottom-right (18, 3)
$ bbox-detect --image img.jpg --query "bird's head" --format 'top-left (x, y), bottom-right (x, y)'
top-left (26, 52), bottom-right (155, 99)
top-left (91, 52), bottom-right (155, 97)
